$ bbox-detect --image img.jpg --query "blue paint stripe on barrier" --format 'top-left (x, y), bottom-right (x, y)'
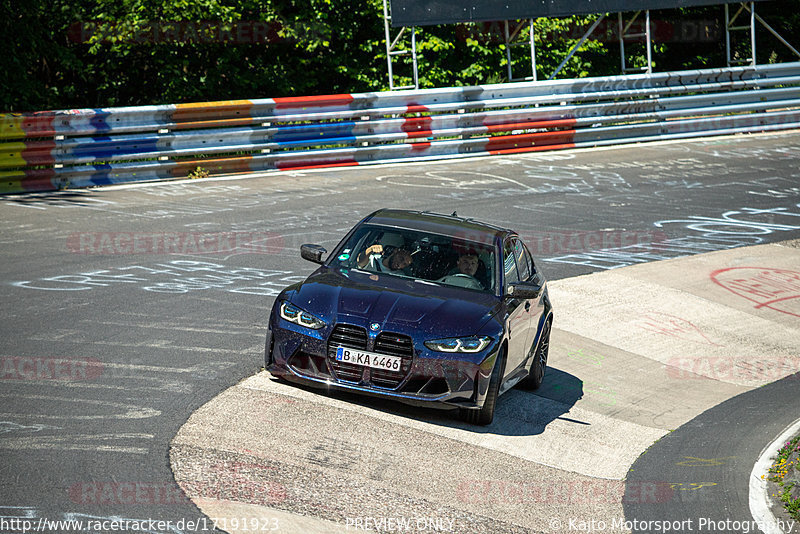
top-left (76, 139), bottom-right (161, 159)
top-left (88, 173), bottom-right (113, 186)
top-left (272, 121), bottom-right (358, 142)
top-left (273, 135), bottom-right (359, 148)
top-left (89, 112), bottom-right (112, 132)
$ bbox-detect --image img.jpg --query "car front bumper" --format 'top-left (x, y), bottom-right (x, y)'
top-left (265, 321), bottom-right (500, 411)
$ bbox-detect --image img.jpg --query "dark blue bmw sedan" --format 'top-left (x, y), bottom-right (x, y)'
top-left (265, 209), bottom-right (553, 425)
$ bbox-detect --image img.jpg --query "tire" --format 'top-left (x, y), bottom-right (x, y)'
top-left (460, 348), bottom-right (505, 426)
top-left (264, 330), bottom-right (274, 368)
top-left (520, 319), bottom-right (551, 391)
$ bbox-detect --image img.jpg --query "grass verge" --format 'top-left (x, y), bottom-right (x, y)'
top-left (765, 434), bottom-right (800, 521)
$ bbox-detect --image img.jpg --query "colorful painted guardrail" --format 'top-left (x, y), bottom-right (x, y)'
top-left (2, 62), bottom-right (800, 194)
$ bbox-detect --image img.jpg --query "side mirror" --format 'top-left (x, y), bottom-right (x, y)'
top-left (506, 281), bottom-right (543, 299)
top-left (300, 244), bottom-right (327, 264)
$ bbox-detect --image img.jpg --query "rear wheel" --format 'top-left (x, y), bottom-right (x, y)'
top-left (460, 349), bottom-right (505, 426)
top-left (520, 319), bottom-right (550, 390)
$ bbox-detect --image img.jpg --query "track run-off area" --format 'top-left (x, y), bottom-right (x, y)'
top-left (1, 130), bottom-right (800, 534)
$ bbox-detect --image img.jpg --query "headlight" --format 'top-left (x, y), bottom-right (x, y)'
top-left (279, 301), bottom-right (326, 330)
top-left (424, 336), bottom-right (492, 353)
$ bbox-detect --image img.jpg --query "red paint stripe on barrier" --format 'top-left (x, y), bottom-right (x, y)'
top-left (14, 168), bottom-right (57, 181)
top-left (410, 142), bottom-right (432, 153)
top-left (275, 158), bottom-right (359, 170)
top-left (485, 130), bottom-right (576, 151)
top-left (20, 176), bottom-right (59, 192)
top-left (402, 116), bottom-right (433, 138)
top-left (484, 118), bottom-right (578, 133)
top-left (21, 142), bottom-right (57, 166)
top-left (278, 160), bottom-right (359, 171)
top-left (405, 104), bottom-right (430, 114)
top-left (273, 94), bottom-right (355, 109)
top-left (21, 114), bottom-right (57, 137)
top-left (488, 142), bottom-right (576, 156)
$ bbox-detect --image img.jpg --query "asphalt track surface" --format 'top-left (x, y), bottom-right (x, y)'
top-left (625, 370), bottom-right (800, 534)
top-left (1, 130), bottom-right (800, 533)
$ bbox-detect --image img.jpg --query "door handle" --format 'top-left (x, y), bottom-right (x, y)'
top-left (524, 302), bottom-right (531, 312)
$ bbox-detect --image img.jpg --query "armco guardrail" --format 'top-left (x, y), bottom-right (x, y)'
top-left (2, 62), bottom-right (800, 194)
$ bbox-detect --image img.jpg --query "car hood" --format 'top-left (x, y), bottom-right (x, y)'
top-left (287, 267), bottom-right (501, 338)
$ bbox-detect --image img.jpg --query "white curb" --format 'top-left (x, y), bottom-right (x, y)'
top-left (750, 417), bottom-right (800, 534)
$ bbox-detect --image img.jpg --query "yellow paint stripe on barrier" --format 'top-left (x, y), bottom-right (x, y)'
top-left (0, 115), bottom-right (24, 140)
top-left (0, 142), bottom-right (28, 168)
top-left (0, 169), bottom-right (27, 181)
top-left (172, 100), bottom-right (253, 121)
top-left (174, 99), bottom-right (253, 110)
top-left (0, 172), bottom-right (58, 193)
top-left (0, 179), bottom-right (26, 194)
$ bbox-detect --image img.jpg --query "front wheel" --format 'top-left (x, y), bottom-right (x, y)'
top-left (460, 349), bottom-right (505, 426)
top-left (520, 320), bottom-right (550, 390)
top-left (264, 330), bottom-right (274, 368)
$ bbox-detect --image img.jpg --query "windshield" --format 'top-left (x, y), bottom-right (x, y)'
top-left (329, 224), bottom-right (496, 293)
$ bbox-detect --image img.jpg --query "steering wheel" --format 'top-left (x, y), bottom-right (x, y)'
top-left (438, 273), bottom-right (483, 290)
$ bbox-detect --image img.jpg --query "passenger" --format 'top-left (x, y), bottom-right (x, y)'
top-left (356, 243), bottom-right (413, 274)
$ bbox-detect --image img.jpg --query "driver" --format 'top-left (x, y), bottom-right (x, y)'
top-left (455, 252), bottom-right (479, 278)
top-left (438, 251), bottom-right (483, 289)
top-left (356, 243), bottom-right (413, 274)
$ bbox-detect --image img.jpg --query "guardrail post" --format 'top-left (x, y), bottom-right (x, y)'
top-left (619, 11), bottom-right (653, 74)
top-left (504, 19), bottom-right (537, 82)
top-left (726, 2), bottom-right (756, 66)
top-left (383, 0), bottom-right (419, 90)
top-left (743, 3), bottom-right (800, 62)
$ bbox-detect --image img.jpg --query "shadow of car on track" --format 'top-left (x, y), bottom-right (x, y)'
top-left (465, 368), bottom-right (585, 436)
top-left (269, 367), bottom-right (583, 437)
top-left (2, 190), bottom-right (105, 207)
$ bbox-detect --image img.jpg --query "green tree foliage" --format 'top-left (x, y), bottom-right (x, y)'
top-left (1, 0), bottom-right (799, 112)
top-left (0, 0), bottom-right (388, 110)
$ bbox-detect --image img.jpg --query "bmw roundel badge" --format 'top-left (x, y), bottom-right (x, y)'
top-left (370, 322), bottom-right (381, 331)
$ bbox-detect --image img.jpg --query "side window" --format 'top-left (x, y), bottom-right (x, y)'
top-left (525, 242), bottom-right (536, 275)
top-left (503, 239), bottom-right (519, 287)
top-left (514, 238), bottom-right (531, 281)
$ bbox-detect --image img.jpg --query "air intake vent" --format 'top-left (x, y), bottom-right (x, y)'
top-left (370, 332), bottom-right (414, 389)
top-left (329, 324), bottom-right (367, 349)
top-left (328, 324), bottom-right (367, 383)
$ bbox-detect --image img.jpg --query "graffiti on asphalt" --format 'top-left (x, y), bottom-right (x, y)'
top-left (544, 205), bottom-right (800, 270)
top-left (12, 260), bottom-right (304, 295)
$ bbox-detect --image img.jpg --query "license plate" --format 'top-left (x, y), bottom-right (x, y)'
top-left (334, 346), bottom-right (402, 372)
